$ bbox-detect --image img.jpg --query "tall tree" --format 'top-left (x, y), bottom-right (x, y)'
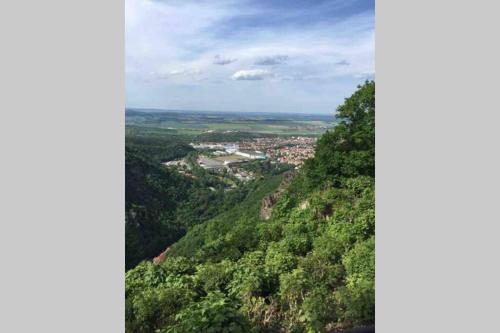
top-left (304, 80), bottom-right (375, 187)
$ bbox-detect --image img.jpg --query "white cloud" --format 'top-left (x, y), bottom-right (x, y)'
top-left (125, 0), bottom-right (375, 112)
top-left (231, 69), bottom-right (272, 80)
top-left (126, 0), bottom-right (374, 83)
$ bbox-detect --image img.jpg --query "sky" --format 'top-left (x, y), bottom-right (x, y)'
top-left (126, 0), bottom-right (374, 114)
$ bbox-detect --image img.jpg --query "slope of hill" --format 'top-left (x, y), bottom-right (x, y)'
top-left (125, 147), bottom-right (194, 270)
top-left (125, 81), bottom-right (375, 332)
top-left (167, 173), bottom-right (285, 261)
top-left (125, 146), bottom-right (283, 270)
top-left (125, 129), bottom-right (195, 163)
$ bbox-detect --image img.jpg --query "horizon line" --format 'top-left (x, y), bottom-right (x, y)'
top-left (125, 107), bottom-right (334, 116)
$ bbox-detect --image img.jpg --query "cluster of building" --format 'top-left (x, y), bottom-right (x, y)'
top-left (162, 159), bottom-right (197, 178)
top-left (232, 167), bottom-right (255, 182)
top-left (163, 159), bottom-right (189, 169)
top-left (190, 136), bottom-right (317, 168)
top-left (190, 143), bottom-right (238, 152)
top-left (164, 136), bottom-right (317, 184)
top-left (164, 153), bottom-right (257, 183)
top-left (196, 155), bottom-right (256, 182)
top-left (267, 145), bottom-right (316, 167)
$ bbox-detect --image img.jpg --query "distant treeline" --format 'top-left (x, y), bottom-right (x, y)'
top-left (126, 135), bottom-right (194, 163)
top-left (193, 131), bottom-right (277, 142)
top-left (126, 108), bottom-right (334, 123)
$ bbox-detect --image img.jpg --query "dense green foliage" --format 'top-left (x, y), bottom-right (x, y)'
top-left (125, 147), bottom-right (193, 269)
top-left (125, 81), bottom-right (375, 332)
top-left (303, 80), bottom-right (374, 188)
top-left (169, 174), bottom-right (283, 260)
top-left (125, 147), bottom-right (283, 270)
top-left (240, 159), bottom-right (294, 177)
top-left (125, 130), bottom-right (195, 163)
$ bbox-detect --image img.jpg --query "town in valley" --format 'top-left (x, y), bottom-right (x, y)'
top-left (164, 136), bottom-right (317, 183)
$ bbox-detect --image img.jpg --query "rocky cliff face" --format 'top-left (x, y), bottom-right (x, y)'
top-left (260, 171), bottom-right (295, 220)
top-left (153, 246), bottom-right (171, 264)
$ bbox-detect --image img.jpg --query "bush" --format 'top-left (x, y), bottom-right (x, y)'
top-left (166, 292), bottom-right (250, 333)
top-left (336, 237), bottom-right (375, 325)
top-left (128, 285), bottom-right (195, 333)
top-left (194, 260), bottom-right (237, 293)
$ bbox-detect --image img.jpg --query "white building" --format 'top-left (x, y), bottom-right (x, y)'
top-left (235, 150), bottom-right (266, 159)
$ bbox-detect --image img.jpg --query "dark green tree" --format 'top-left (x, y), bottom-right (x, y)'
top-left (304, 80), bottom-right (375, 187)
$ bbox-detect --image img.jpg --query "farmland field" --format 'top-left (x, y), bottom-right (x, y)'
top-left (125, 108), bottom-right (335, 136)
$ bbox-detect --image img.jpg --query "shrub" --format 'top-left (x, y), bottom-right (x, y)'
top-left (166, 292), bottom-right (250, 333)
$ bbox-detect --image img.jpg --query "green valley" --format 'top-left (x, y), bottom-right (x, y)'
top-left (125, 81), bottom-right (375, 332)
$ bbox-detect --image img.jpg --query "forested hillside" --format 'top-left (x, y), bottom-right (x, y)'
top-left (125, 128), bottom-right (195, 163)
top-left (125, 147), bottom-right (194, 269)
top-left (125, 81), bottom-right (375, 332)
top-left (125, 146), bottom-right (281, 269)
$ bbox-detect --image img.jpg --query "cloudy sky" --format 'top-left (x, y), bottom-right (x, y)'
top-left (126, 0), bottom-right (374, 114)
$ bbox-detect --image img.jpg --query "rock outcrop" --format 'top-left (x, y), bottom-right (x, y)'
top-left (153, 246), bottom-right (171, 264)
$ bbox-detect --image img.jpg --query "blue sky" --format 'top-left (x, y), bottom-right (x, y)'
top-left (126, 0), bottom-right (374, 114)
